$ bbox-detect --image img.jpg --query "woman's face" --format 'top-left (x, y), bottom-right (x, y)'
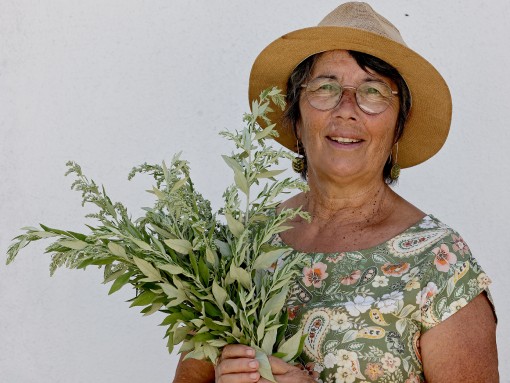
top-left (297, 50), bottom-right (399, 184)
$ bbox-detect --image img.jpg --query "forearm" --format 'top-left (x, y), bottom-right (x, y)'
top-left (173, 353), bottom-right (215, 383)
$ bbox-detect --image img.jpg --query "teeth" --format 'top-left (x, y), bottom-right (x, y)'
top-left (330, 137), bottom-right (361, 143)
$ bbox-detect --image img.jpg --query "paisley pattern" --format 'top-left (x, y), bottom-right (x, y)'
top-left (282, 215), bottom-right (493, 383)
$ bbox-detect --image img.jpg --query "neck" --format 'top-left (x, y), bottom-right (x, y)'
top-left (303, 174), bottom-right (396, 227)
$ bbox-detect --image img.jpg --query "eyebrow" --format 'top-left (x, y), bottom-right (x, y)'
top-left (312, 73), bottom-right (379, 82)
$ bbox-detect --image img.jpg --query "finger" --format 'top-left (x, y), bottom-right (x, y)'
top-left (216, 371), bottom-right (260, 383)
top-left (271, 369), bottom-right (317, 383)
top-left (267, 356), bottom-right (300, 375)
top-left (221, 344), bottom-right (256, 360)
top-left (216, 357), bottom-right (259, 375)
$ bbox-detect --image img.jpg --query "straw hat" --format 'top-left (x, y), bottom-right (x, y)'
top-left (248, 2), bottom-right (452, 168)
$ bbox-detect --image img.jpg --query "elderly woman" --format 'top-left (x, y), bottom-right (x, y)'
top-left (174, 3), bottom-right (498, 382)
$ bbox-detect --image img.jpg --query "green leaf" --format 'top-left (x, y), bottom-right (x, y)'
top-left (203, 317), bottom-right (229, 332)
top-left (131, 238), bottom-right (153, 251)
top-left (129, 290), bottom-right (157, 307)
top-left (204, 301), bottom-right (222, 317)
top-left (59, 240), bottom-right (88, 250)
top-left (107, 242), bottom-right (127, 258)
top-left (142, 301), bottom-right (164, 316)
top-left (260, 287), bottom-right (288, 318)
top-left (164, 238), bottom-right (193, 254)
top-left (261, 328), bottom-right (277, 355)
top-left (221, 155), bottom-right (244, 174)
top-left (158, 264), bottom-right (185, 275)
top-left (198, 257), bottom-right (210, 285)
top-left (276, 330), bottom-right (302, 362)
top-left (234, 170), bottom-right (249, 195)
top-left (108, 270), bottom-right (134, 295)
top-left (255, 350), bottom-right (276, 383)
top-left (225, 213), bottom-right (244, 238)
top-left (252, 248), bottom-right (288, 270)
top-left (255, 169), bottom-right (285, 179)
top-left (229, 265), bottom-right (251, 289)
top-left (159, 282), bottom-right (187, 307)
top-left (151, 186), bottom-right (167, 200)
top-left (133, 257), bottom-right (162, 282)
top-left (170, 177), bottom-right (187, 192)
top-left (256, 316), bottom-right (267, 342)
top-left (254, 123), bottom-right (276, 140)
top-left (212, 280), bottom-right (228, 309)
top-left (205, 246), bottom-right (219, 266)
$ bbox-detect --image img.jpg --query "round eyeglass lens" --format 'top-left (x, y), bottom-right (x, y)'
top-left (303, 78), bottom-right (396, 114)
top-left (356, 81), bottom-right (394, 114)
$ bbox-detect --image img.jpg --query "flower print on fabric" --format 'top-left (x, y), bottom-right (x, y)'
top-left (364, 362), bottom-right (384, 380)
top-left (381, 352), bottom-right (401, 372)
top-left (331, 312), bottom-right (352, 331)
top-left (381, 262), bottom-right (410, 277)
top-left (452, 234), bottom-right (470, 256)
top-left (372, 275), bottom-right (389, 288)
top-left (416, 282), bottom-right (439, 308)
top-left (345, 295), bottom-right (375, 316)
top-left (302, 262), bottom-right (329, 288)
top-left (405, 372), bottom-right (423, 383)
top-left (477, 273), bottom-right (492, 289)
top-left (403, 267), bottom-right (421, 291)
top-left (432, 244), bottom-right (457, 272)
top-left (340, 270), bottom-right (361, 285)
top-left (377, 291), bottom-right (404, 313)
top-left (284, 214), bottom-right (493, 382)
top-left (326, 252), bottom-right (346, 263)
top-left (419, 215), bottom-right (437, 229)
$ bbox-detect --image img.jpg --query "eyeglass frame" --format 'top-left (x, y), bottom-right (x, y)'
top-left (300, 78), bottom-right (399, 115)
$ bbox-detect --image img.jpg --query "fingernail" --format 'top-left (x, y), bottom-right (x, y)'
top-left (249, 372), bottom-right (258, 380)
top-left (246, 348), bottom-right (255, 357)
top-left (249, 360), bottom-right (258, 368)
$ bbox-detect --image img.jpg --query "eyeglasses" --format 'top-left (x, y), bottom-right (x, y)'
top-left (301, 77), bottom-right (398, 115)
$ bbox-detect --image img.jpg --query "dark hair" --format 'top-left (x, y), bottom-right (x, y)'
top-left (283, 50), bottom-right (412, 184)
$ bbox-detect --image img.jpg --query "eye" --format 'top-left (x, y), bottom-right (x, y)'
top-left (365, 86), bottom-right (382, 95)
top-left (360, 81), bottom-right (393, 99)
top-left (307, 78), bottom-right (340, 94)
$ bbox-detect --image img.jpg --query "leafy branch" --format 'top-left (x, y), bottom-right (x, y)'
top-left (6, 87), bottom-right (309, 382)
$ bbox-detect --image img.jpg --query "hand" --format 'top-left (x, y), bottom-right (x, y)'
top-left (215, 344), bottom-right (260, 383)
top-left (259, 356), bottom-right (317, 383)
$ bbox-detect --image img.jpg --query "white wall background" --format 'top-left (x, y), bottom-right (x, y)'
top-left (0, 1), bottom-right (508, 382)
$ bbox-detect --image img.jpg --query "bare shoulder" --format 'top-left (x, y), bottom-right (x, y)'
top-left (420, 293), bottom-right (498, 382)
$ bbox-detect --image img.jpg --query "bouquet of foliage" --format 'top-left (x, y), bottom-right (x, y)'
top-left (7, 88), bottom-right (310, 382)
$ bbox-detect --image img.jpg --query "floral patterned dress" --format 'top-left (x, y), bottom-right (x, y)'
top-left (281, 215), bottom-right (493, 383)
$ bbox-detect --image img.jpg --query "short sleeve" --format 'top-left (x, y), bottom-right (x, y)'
top-left (417, 229), bottom-right (495, 333)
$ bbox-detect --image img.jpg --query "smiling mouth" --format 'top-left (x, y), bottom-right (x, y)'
top-left (328, 136), bottom-right (363, 144)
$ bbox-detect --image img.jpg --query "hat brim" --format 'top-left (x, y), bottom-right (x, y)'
top-left (249, 26), bottom-right (452, 168)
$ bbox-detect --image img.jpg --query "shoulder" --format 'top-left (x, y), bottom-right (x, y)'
top-left (412, 215), bottom-right (495, 332)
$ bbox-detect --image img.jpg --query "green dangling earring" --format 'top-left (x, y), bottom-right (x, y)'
top-left (292, 140), bottom-right (305, 173)
top-left (390, 143), bottom-right (401, 181)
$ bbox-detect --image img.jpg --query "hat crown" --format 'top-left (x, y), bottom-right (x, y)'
top-left (318, 2), bottom-right (407, 46)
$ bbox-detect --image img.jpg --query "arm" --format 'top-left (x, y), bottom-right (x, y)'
top-left (420, 293), bottom-right (498, 382)
top-left (173, 353), bottom-right (215, 383)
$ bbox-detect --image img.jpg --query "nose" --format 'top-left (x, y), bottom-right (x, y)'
top-left (332, 86), bottom-right (359, 118)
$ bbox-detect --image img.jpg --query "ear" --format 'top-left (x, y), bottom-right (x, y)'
top-left (295, 120), bottom-right (302, 141)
